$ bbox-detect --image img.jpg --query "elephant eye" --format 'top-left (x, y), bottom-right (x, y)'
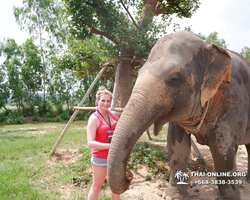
top-left (166, 73), bottom-right (185, 87)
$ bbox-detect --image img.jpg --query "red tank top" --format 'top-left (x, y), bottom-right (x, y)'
top-left (91, 109), bottom-right (117, 159)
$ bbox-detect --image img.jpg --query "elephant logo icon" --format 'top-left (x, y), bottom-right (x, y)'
top-left (175, 170), bottom-right (189, 184)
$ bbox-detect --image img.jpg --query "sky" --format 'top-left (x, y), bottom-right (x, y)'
top-left (0, 0), bottom-right (250, 54)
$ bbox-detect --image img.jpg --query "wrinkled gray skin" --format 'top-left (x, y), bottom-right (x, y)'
top-left (107, 31), bottom-right (250, 200)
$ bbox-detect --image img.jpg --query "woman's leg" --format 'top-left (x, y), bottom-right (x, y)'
top-left (111, 191), bottom-right (120, 200)
top-left (88, 164), bottom-right (107, 200)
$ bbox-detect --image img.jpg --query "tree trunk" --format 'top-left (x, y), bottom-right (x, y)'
top-left (114, 1), bottom-right (158, 108)
top-left (115, 48), bottom-right (134, 108)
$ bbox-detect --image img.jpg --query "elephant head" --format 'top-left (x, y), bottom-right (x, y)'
top-left (107, 31), bottom-right (231, 194)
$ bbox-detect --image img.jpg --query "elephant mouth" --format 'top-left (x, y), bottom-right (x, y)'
top-left (177, 100), bottom-right (210, 134)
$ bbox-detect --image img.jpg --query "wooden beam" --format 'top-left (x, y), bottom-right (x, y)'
top-left (73, 106), bottom-right (124, 112)
top-left (73, 107), bottom-right (96, 111)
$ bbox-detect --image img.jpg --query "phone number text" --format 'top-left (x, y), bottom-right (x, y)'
top-left (194, 180), bottom-right (243, 185)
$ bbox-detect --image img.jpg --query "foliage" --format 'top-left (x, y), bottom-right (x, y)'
top-left (0, 66), bottom-right (9, 110)
top-left (198, 31), bottom-right (228, 48)
top-left (5, 111), bottom-right (24, 125)
top-left (63, 0), bottom-right (200, 55)
top-left (55, 116), bottom-right (61, 122)
top-left (0, 113), bottom-right (5, 122)
top-left (14, 0), bottom-right (66, 41)
top-left (32, 115), bottom-right (40, 121)
top-left (61, 0), bottom-right (200, 76)
top-left (47, 67), bottom-right (80, 112)
top-left (145, 174), bottom-right (152, 181)
top-left (6, 118), bottom-right (14, 125)
top-left (128, 141), bottom-right (169, 178)
top-left (21, 38), bottom-right (43, 93)
top-left (14, 0), bottom-right (68, 110)
top-left (0, 39), bottom-right (22, 112)
top-left (0, 38), bottom-right (42, 114)
top-left (55, 37), bottom-right (113, 73)
top-left (16, 116), bottom-right (25, 124)
top-left (44, 117), bottom-right (55, 122)
top-left (53, 36), bottom-right (116, 108)
top-left (59, 112), bottom-right (70, 120)
top-left (58, 0), bottom-right (200, 108)
top-left (240, 46), bottom-right (250, 60)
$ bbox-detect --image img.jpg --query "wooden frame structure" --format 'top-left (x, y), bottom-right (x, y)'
top-left (49, 66), bottom-right (107, 155)
top-left (49, 63), bottom-right (123, 155)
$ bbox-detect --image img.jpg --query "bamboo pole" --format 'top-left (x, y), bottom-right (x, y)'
top-left (73, 106), bottom-right (124, 112)
top-left (49, 66), bottom-right (107, 155)
top-left (111, 64), bottom-right (121, 110)
top-left (190, 137), bottom-right (205, 161)
top-left (73, 107), bottom-right (97, 111)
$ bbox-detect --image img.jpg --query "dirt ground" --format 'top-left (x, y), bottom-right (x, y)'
top-left (121, 140), bottom-right (250, 200)
top-left (52, 137), bottom-right (250, 200)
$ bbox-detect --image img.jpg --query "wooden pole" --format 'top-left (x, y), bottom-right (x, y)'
top-left (49, 66), bottom-right (107, 155)
top-left (73, 106), bottom-right (124, 112)
top-left (73, 107), bottom-right (97, 111)
top-left (190, 137), bottom-right (205, 161)
top-left (111, 64), bottom-right (121, 110)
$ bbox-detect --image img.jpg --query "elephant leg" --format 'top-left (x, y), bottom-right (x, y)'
top-left (245, 143), bottom-right (250, 183)
top-left (164, 122), bottom-right (191, 200)
top-left (208, 131), bottom-right (240, 200)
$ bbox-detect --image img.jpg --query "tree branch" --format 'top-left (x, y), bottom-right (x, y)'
top-left (99, 60), bottom-right (117, 68)
top-left (137, 0), bottom-right (158, 29)
top-left (155, 5), bottom-right (176, 15)
top-left (84, 1), bottom-right (119, 44)
top-left (119, 0), bottom-right (138, 29)
top-left (90, 27), bottom-right (118, 44)
top-left (118, 56), bottom-right (145, 65)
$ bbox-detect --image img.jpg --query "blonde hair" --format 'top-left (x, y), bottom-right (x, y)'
top-left (96, 86), bottom-right (113, 101)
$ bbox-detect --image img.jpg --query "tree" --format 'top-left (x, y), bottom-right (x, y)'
top-left (48, 68), bottom-right (77, 112)
top-left (21, 38), bottom-right (43, 113)
top-left (0, 68), bottom-right (9, 111)
top-left (62, 0), bottom-right (200, 107)
top-left (0, 38), bottom-right (42, 114)
top-left (0, 42), bottom-right (10, 111)
top-left (14, 0), bottom-right (67, 111)
top-left (240, 46), bottom-right (250, 60)
top-left (198, 31), bottom-right (228, 48)
top-left (0, 38), bottom-right (24, 113)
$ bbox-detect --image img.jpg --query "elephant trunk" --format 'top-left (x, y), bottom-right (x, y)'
top-left (107, 82), bottom-right (164, 194)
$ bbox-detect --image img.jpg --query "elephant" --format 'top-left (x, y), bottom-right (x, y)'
top-left (107, 30), bottom-right (250, 200)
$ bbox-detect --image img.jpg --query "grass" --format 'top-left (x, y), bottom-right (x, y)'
top-left (0, 122), bottom-right (171, 200)
top-left (0, 121), bottom-right (89, 200)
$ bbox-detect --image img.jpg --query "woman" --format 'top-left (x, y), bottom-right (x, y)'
top-left (87, 86), bottom-right (120, 200)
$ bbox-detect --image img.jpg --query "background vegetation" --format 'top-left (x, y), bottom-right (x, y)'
top-left (1, 0), bottom-right (249, 125)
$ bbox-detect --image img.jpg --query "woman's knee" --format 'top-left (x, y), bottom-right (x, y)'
top-left (91, 183), bottom-right (102, 192)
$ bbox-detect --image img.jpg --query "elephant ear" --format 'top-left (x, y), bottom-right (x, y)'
top-left (200, 44), bottom-right (231, 107)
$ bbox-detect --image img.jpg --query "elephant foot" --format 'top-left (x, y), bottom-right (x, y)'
top-left (163, 183), bottom-right (188, 200)
top-left (216, 186), bottom-right (240, 200)
top-left (216, 195), bottom-right (240, 200)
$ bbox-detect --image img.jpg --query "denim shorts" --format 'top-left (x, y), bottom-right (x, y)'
top-left (91, 155), bottom-right (107, 166)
